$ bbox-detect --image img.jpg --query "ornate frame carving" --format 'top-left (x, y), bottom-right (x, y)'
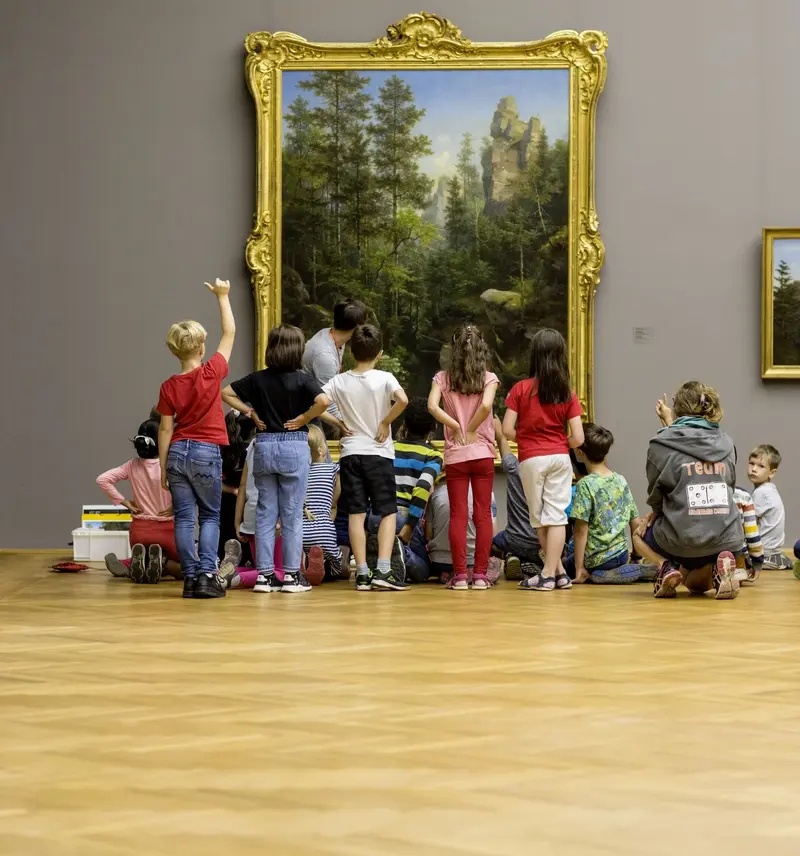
top-left (245, 13), bottom-right (607, 416)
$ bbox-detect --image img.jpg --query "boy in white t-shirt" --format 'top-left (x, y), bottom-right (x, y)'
top-left (748, 444), bottom-right (792, 570)
top-left (322, 324), bottom-right (409, 591)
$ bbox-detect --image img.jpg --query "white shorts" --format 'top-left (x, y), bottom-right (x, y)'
top-left (519, 454), bottom-right (573, 528)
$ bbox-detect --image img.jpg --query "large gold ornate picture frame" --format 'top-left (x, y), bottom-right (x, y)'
top-left (762, 227), bottom-right (800, 379)
top-left (245, 13), bottom-right (607, 418)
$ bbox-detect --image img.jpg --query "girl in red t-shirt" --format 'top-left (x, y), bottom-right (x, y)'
top-left (503, 329), bottom-right (584, 592)
top-left (428, 325), bottom-right (499, 590)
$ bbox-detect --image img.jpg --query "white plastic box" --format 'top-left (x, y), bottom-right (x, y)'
top-left (72, 528), bottom-right (131, 562)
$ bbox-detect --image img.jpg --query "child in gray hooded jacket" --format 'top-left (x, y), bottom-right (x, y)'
top-left (633, 381), bottom-right (744, 601)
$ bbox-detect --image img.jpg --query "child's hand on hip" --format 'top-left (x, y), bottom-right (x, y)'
top-left (122, 499), bottom-right (142, 516)
top-left (375, 421), bottom-right (390, 443)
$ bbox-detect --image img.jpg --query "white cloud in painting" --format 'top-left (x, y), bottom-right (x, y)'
top-left (437, 134), bottom-right (451, 145)
top-left (434, 150), bottom-right (451, 170)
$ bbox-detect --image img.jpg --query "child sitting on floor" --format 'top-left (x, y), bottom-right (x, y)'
top-left (733, 486), bottom-right (763, 583)
top-left (97, 418), bottom-right (181, 583)
top-left (568, 423), bottom-right (642, 584)
top-left (748, 445), bottom-right (792, 569)
top-left (633, 382), bottom-right (743, 600)
top-left (491, 417), bottom-right (541, 581)
top-left (303, 425), bottom-right (343, 583)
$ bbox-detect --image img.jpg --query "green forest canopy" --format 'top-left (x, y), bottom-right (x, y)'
top-left (773, 258), bottom-right (800, 365)
top-left (281, 70), bottom-right (570, 399)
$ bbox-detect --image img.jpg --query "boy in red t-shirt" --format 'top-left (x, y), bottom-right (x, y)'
top-left (157, 278), bottom-right (243, 600)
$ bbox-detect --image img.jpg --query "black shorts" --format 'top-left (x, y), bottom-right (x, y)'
top-left (339, 455), bottom-right (397, 518)
top-left (642, 524), bottom-right (731, 571)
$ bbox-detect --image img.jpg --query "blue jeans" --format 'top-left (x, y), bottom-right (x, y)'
top-left (253, 433), bottom-right (310, 574)
top-left (166, 440), bottom-right (222, 579)
top-left (564, 549), bottom-right (629, 578)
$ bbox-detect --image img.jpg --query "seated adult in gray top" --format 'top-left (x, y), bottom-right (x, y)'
top-left (302, 300), bottom-right (367, 423)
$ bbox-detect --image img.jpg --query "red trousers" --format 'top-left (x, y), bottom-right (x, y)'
top-left (129, 518), bottom-right (179, 563)
top-left (446, 457), bottom-right (495, 575)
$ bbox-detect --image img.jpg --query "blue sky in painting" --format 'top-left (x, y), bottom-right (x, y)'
top-left (282, 68), bottom-right (569, 179)
top-left (774, 238), bottom-right (800, 282)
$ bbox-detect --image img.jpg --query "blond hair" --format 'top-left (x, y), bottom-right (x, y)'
top-left (307, 424), bottom-right (327, 462)
top-left (166, 320), bottom-right (207, 359)
top-left (673, 381), bottom-right (724, 422)
top-left (750, 444), bottom-right (781, 470)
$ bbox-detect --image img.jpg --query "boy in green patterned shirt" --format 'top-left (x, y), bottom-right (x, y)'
top-left (569, 423), bottom-right (642, 584)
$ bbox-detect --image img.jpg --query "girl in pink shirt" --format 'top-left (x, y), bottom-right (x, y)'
top-left (96, 419), bottom-right (181, 583)
top-left (428, 326), bottom-right (499, 590)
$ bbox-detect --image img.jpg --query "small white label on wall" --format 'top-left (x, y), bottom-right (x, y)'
top-left (633, 327), bottom-right (654, 345)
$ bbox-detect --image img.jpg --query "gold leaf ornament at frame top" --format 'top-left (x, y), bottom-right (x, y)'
top-left (367, 11), bottom-right (481, 61)
top-left (245, 31), bottom-right (324, 66)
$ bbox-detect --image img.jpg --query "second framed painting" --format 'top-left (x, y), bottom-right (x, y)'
top-left (245, 13), bottom-right (607, 420)
top-left (763, 228), bottom-right (800, 379)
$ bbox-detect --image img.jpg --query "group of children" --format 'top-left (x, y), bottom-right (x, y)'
top-left (95, 278), bottom-right (798, 601)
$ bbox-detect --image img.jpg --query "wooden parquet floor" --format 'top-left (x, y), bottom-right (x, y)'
top-left (2, 554), bottom-right (800, 855)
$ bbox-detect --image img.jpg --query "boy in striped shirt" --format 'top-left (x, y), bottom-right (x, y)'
top-left (734, 486), bottom-right (763, 583)
top-left (393, 398), bottom-right (443, 581)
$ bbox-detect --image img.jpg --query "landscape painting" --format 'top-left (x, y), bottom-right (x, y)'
top-left (280, 68), bottom-right (571, 400)
top-left (762, 229), bottom-right (800, 378)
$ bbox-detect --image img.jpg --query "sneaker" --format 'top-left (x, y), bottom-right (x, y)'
top-left (194, 572), bottom-right (227, 599)
top-left (281, 570), bottom-right (313, 593)
top-left (653, 562), bottom-right (682, 598)
top-left (793, 561), bottom-right (800, 581)
top-left (390, 537), bottom-right (407, 583)
top-left (129, 544), bottom-right (147, 584)
top-left (486, 557), bottom-right (502, 585)
top-left (445, 573), bottom-right (469, 590)
top-left (182, 576), bottom-right (197, 598)
top-left (555, 573), bottom-right (572, 590)
top-left (713, 551), bottom-right (740, 600)
top-left (372, 568), bottom-right (408, 591)
top-left (355, 570), bottom-right (372, 591)
top-left (504, 555), bottom-right (522, 581)
top-left (365, 534), bottom-right (380, 572)
top-left (763, 551), bottom-right (794, 570)
top-left (520, 561), bottom-right (542, 581)
top-left (254, 571), bottom-right (282, 593)
top-left (519, 572), bottom-right (555, 591)
top-left (471, 573), bottom-right (490, 590)
top-left (144, 544), bottom-right (163, 584)
top-left (590, 564), bottom-right (642, 584)
top-left (104, 553), bottom-right (129, 578)
top-left (219, 539), bottom-right (242, 584)
top-left (305, 546), bottom-right (325, 586)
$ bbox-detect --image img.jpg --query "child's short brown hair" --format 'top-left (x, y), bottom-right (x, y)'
top-left (581, 423), bottom-right (614, 464)
top-left (672, 381), bottom-right (723, 422)
top-left (265, 323), bottom-right (305, 371)
top-left (350, 324), bottom-right (382, 362)
top-left (166, 320), bottom-right (207, 359)
top-left (750, 444), bottom-right (781, 470)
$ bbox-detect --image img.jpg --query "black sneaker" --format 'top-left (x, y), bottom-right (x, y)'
top-left (390, 537), bottom-right (407, 583)
top-left (144, 544), bottom-right (163, 584)
top-left (281, 570), bottom-right (312, 593)
top-left (129, 544), bottom-right (147, 583)
top-left (253, 571), bottom-right (282, 593)
top-left (366, 533), bottom-right (379, 571)
top-left (182, 576), bottom-right (197, 598)
top-left (355, 569), bottom-right (372, 591)
top-left (371, 568), bottom-right (408, 591)
top-left (194, 572), bottom-right (227, 599)
top-left (504, 555), bottom-right (523, 581)
top-left (104, 553), bottom-right (129, 578)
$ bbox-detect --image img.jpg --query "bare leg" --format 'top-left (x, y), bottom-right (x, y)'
top-left (684, 566), bottom-right (713, 594)
top-left (633, 532), bottom-right (667, 568)
top-left (543, 526), bottom-right (566, 578)
top-left (377, 513), bottom-right (397, 562)
top-left (349, 513), bottom-right (367, 566)
top-left (164, 559), bottom-right (182, 578)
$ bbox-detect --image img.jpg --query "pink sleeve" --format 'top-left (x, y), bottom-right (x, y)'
top-left (566, 392), bottom-right (582, 420)
top-left (485, 372), bottom-right (500, 388)
top-left (432, 370), bottom-right (447, 391)
top-left (96, 461), bottom-right (133, 505)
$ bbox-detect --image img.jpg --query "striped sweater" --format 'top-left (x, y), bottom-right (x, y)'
top-left (393, 440), bottom-right (444, 521)
top-left (734, 487), bottom-right (764, 567)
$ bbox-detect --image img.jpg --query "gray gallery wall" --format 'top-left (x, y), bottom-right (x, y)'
top-left (1, 0), bottom-right (798, 547)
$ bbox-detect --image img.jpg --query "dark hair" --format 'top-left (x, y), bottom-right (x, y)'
top-left (403, 397), bottom-right (435, 439)
top-left (570, 448), bottom-right (588, 478)
top-left (581, 422), bottom-right (614, 464)
top-left (529, 328), bottom-right (571, 405)
top-left (133, 419), bottom-right (159, 459)
top-left (265, 323), bottom-right (305, 371)
top-left (448, 325), bottom-right (490, 395)
top-left (149, 405), bottom-right (160, 420)
top-left (350, 324), bottom-right (382, 362)
top-left (750, 443), bottom-right (781, 470)
top-left (222, 411), bottom-right (255, 474)
top-left (333, 300), bottom-right (367, 332)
